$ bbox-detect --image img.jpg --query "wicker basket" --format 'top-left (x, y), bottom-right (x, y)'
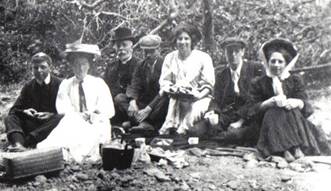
top-left (0, 147), bottom-right (64, 180)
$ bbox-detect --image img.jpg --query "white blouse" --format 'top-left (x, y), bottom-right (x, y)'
top-left (56, 75), bottom-right (115, 120)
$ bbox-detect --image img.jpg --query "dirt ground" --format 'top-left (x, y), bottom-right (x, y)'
top-left (0, 85), bottom-right (330, 191)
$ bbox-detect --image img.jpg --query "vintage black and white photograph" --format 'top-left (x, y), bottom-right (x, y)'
top-left (0, 0), bottom-right (331, 190)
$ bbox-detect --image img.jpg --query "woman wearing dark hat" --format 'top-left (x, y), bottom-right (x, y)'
top-left (38, 43), bottom-right (115, 163)
top-left (246, 38), bottom-right (331, 162)
top-left (158, 23), bottom-right (215, 136)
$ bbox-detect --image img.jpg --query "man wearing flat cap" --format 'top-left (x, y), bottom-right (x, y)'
top-left (4, 52), bottom-right (63, 152)
top-left (209, 37), bottom-right (264, 145)
top-left (104, 27), bottom-right (141, 127)
top-left (126, 34), bottom-right (169, 134)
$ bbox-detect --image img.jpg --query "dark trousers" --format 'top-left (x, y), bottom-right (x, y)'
top-left (143, 95), bottom-right (169, 130)
top-left (111, 93), bottom-right (169, 130)
top-left (111, 93), bottom-right (130, 125)
top-left (4, 113), bottom-right (63, 147)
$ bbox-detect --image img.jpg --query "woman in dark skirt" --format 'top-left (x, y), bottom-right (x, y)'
top-left (247, 38), bottom-right (331, 162)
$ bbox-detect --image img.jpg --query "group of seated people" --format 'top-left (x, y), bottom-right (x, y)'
top-left (4, 23), bottom-right (331, 163)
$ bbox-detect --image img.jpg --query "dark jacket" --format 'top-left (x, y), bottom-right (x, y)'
top-left (211, 62), bottom-right (264, 119)
top-left (126, 56), bottom-right (164, 109)
top-left (246, 74), bottom-right (313, 120)
top-left (9, 75), bottom-right (62, 115)
top-left (103, 56), bottom-right (140, 97)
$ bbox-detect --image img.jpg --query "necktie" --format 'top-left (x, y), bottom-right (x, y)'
top-left (79, 81), bottom-right (87, 112)
top-left (232, 72), bottom-right (240, 94)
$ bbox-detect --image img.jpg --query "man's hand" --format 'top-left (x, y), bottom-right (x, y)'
top-left (81, 112), bottom-right (92, 123)
top-left (35, 112), bottom-right (54, 120)
top-left (204, 111), bottom-right (219, 126)
top-left (128, 100), bottom-right (139, 117)
top-left (228, 118), bottom-right (245, 130)
top-left (23, 108), bottom-right (38, 117)
top-left (136, 106), bottom-right (152, 123)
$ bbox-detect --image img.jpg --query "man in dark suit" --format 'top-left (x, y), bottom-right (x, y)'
top-left (208, 38), bottom-right (264, 144)
top-left (103, 27), bottom-right (141, 127)
top-left (4, 52), bottom-right (63, 151)
top-left (126, 35), bottom-right (168, 134)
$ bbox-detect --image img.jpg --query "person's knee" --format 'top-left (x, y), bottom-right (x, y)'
top-left (4, 114), bottom-right (22, 133)
top-left (52, 114), bottom-right (64, 121)
top-left (187, 120), bottom-right (209, 137)
top-left (4, 114), bottom-right (14, 127)
top-left (114, 93), bottom-right (128, 104)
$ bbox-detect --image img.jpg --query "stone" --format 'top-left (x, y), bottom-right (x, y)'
top-left (35, 175), bottom-right (47, 184)
top-left (97, 170), bottom-right (107, 180)
top-left (245, 159), bottom-right (258, 168)
top-left (190, 172), bottom-right (201, 179)
top-left (69, 184), bottom-right (76, 190)
top-left (243, 153), bottom-right (257, 161)
top-left (188, 148), bottom-right (205, 157)
top-left (180, 181), bottom-right (190, 191)
top-left (208, 184), bottom-right (217, 190)
top-left (143, 168), bottom-right (170, 182)
top-left (270, 156), bottom-right (287, 164)
top-left (227, 180), bottom-right (239, 189)
top-left (87, 184), bottom-right (97, 191)
top-left (289, 163), bottom-right (304, 172)
top-left (71, 165), bottom-right (81, 172)
top-left (258, 161), bottom-right (276, 168)
top-left (277, 160), bottom-right (288, 169)
top-left (280, 174), bottom-right (292, 182)
top-left (75, 172), bottom-right (89, 181)
top-left (157, 159), bottom-right (168, 166)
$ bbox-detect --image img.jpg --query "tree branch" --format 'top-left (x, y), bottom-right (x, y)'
top-left (65, 0), bottom-right (107, 9)
top-left (97, 11), bottom-right (128, 20)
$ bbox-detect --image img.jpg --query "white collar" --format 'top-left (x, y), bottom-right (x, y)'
top-left (44, 74), bottom-right (51, 84)
top-left (36, 74), bottom-right (51, 85)
top-left (120, 55), bottom-right (132, 64)
top-left (229, 61), bottom-right (242, 77)
top-left (74, 75), bottom-right (90, 83)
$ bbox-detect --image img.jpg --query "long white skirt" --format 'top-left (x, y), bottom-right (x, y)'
top-left (37, 113), bottom-right (111, 163)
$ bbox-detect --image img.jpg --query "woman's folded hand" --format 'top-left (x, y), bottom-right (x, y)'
top-left (284, 98), bottom-right (304, 110)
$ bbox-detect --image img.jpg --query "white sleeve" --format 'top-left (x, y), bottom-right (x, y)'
top-left (200, 53), bottom-right (215, 93)
top-left (94, 78), bottom-right (115, 119)
top-left (159, 52), bottom-right (175, 95)
top-left (56, 79), bottom-right (75, 114)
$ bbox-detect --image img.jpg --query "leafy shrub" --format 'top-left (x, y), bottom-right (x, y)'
top-left (0, 0), bottom-right (330, 84)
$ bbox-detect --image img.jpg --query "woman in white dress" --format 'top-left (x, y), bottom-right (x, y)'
top-left (158, 23), bottom-right (215, 136)
top-left (38, 43), bottom-right (115, 163)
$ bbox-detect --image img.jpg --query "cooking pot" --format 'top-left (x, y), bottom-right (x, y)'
top-left (100, 143), bottom-right (134, 170)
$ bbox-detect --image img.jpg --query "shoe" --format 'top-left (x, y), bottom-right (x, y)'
top-left (121, 121), bottom-right (132, 131)
top-left (7, 143), bottom-right (27, 152)
top-left (130, 122), bottom-right (154, 134)
top-left (112, 126), bottom-right (126, 139)
top-left (284, 150), bottom-right (295, 162)
top-left (293, 147), bottom-right (305, 159)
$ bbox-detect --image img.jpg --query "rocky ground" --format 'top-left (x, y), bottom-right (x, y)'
top-left (0, 84), bottom-right (330, 191)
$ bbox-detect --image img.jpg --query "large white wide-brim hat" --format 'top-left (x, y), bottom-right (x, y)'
top-left (64, 43), bottom-right (101, 56)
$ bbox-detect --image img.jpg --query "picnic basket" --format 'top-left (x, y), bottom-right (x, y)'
top-left (0, 147), bottom-right (64, 180)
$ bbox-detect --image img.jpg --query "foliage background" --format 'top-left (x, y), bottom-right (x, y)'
top-left (0, 0), bottom-right (331, 84)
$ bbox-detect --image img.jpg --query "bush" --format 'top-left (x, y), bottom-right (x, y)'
top-left (0, 0), bottom-right (330, 84)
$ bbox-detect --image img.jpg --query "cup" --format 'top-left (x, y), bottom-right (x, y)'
top-left (188, 137), bottom-right (199, 145)
top-left (135, 137), bottom-right (146, 147)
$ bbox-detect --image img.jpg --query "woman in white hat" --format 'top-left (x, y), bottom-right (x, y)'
top-left (37, 43), bottom-right (115, 163)
top-left (247, 38), bottom-right (331, 162)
